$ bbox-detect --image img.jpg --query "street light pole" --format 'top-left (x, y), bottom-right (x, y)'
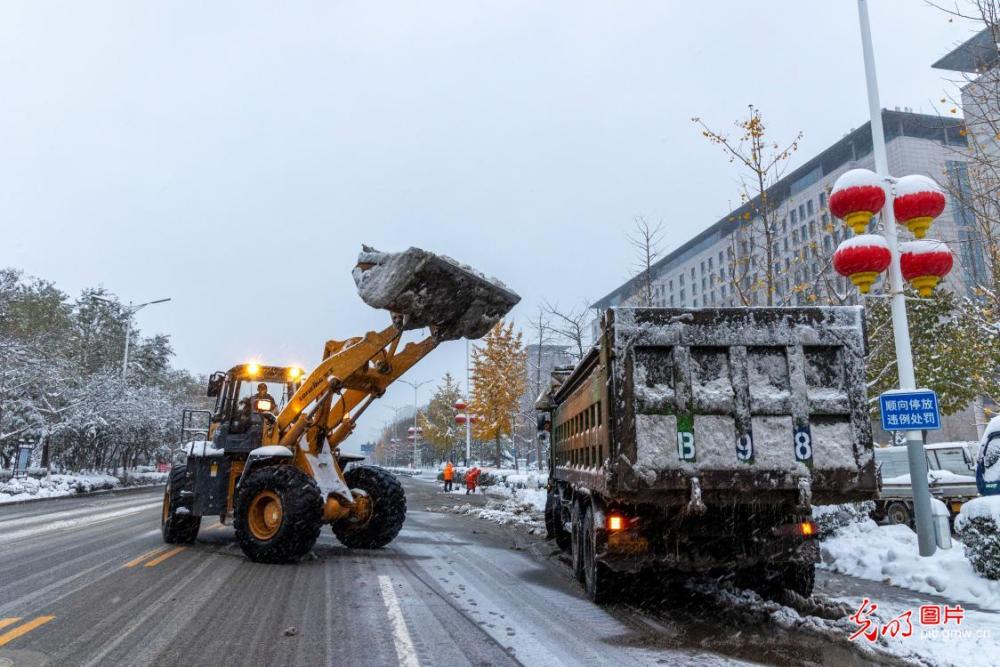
top-left (91, 296), bottom-right (171, 382)
top-left (856, 0), bottom-right (936, 556)
top-left (399, 379), bottom-right (431, 468)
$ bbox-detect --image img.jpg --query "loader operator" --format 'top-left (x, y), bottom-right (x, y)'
top-left (251, 383), bottom-right (277, 413)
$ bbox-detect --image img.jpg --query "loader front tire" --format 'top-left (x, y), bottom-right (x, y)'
top-left (332, 465), bottom-right (406, 549)
top-left (234, 466), bottom-right (322, 563)
top-left (162, 464), bottom-right (200, 544)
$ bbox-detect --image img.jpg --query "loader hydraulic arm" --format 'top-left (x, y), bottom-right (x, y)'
top-left (274, 322), bottom-right (439, 455)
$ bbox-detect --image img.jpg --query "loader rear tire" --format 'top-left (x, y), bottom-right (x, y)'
top-left (162, 464), bottom-right (200, 544)
top-left (332, 465), bottom-right (406, 549)
top-left (234, 466), bottom-right (322, 563)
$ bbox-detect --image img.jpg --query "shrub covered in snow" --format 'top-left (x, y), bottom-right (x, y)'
top-left (956, 496), bottom-right (1000, 579)
top-left (811, 501), bottom-right (876, 536)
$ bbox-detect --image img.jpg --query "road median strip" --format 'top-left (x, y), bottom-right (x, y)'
top-left (0, 616), bottom-right (55, 647)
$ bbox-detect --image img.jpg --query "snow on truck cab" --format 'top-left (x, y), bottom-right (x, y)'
top-left (537, 307), bottom-right (877, 603)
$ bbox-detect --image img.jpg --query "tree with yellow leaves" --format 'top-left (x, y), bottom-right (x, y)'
top-left (469, 321), bottom-right (527, 467)
top-left (418, 373), bottom-right (462, 463)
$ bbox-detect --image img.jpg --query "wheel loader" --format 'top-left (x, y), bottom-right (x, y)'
top-left (161, 246), bottom-right (520, 563)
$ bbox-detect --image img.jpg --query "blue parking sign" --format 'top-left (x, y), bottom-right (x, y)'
top-left (879, 389), bottom-right (941, 431)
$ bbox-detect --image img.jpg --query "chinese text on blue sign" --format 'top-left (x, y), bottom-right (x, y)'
top-left (879, 390), bottom-right (941, 431)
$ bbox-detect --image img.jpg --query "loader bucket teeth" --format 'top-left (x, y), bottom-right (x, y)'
top-left (353, 245), bottom-right (520, 340)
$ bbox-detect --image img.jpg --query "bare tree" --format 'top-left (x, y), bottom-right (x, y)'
top-left (693, 106), bottom-right (802, 306)
top-left (542, 300), bottom-right (591, 362)
top-left (526, 305), bottom-right (552, 467)
top-left (627, 216), bottom-right (665, 306)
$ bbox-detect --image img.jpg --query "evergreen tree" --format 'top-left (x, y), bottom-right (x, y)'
top-left (865, 289), bottom-right (1000, 419)
top-left (469, 321), bottom-right (527, 467)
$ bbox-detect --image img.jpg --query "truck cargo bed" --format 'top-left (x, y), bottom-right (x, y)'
top-left (546, 307), bottom-right (877, 506)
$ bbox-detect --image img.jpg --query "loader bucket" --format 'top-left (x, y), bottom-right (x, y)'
top-left (353, 246), bottom-right (521, 341)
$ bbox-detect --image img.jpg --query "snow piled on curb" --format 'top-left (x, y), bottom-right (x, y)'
top-left (0, 471), bottom-right (168, 504)
top-left (821, 518), bottom-right (1000, 609)
top-left (438, 499), bottom-right (546, 534)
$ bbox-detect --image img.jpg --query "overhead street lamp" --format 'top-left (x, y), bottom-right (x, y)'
top-left (399, 379), bottom-right (431, 468)
top-left (90, 295), bottom-right (172, 382)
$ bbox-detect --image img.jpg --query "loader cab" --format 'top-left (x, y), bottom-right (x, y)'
top-left (206, 363), bottom-right (305, 447)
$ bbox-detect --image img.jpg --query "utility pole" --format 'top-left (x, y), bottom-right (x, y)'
top-left (91, 295), bottom-right (171, 382)
top-left (399, 379), bottom-right (430, 468)
top-left (856, 0), bottom-right (935, 556)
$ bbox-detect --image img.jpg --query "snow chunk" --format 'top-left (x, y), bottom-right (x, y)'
top-left (894, 173), bottom-right (944, 197)
top-left (835, 233), bottom-right (889, 251)
top-left (183, 441), bottom-right (224, 457)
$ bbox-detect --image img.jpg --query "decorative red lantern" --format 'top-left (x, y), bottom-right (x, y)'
top-left (469, 414), bottom-right (480, 423)
top-left (454, 398), bottom-right (467, 411)
top-left (455, 413), bottom-right (468, 425)
top-left (833, 235), bottom-right (891, 294)
top-left (900, 240), bottom-right (953, 297)
top-left (830, 169), bottom-right (886, 234)
top-left (893, 175), bottom-right (946, 240)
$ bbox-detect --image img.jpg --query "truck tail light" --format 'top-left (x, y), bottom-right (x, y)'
top-left (607, 514), bottom-right (625, 531)
top-left (774, 520), bottom-right (817, 538)
top-left (800, 521), bottom-right (815, 537)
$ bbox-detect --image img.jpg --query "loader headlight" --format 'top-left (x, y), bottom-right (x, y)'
top-left (256, 399), bottom-right (273, 412)
top-left (288, 367), bottom-right (303, 381)
top-left (246, 363), bottom-right (260, 377)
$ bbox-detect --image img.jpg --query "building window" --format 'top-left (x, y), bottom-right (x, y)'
top-left (783, 238), bottom-right (789, 252)
top-left (680, 289), bottom-right (685, 302)
top-left (670, 295), bottom-right (675, 306)
top-left (721, 285), bottom-right (727, 298)
top-left (799, 204), bottom-right (806, 219)
top-left (791, 209), bottom-right (798, 224)
top-left (668, 279), bottom-right (673, 291)
top-left (693, 298), bottom-right (699, 307)
top-left (800, 224), bottom-right (807, 240)
top-left (700, 260), bottom-right (705, 274)
top-left (679, 274), bottom-right (685, 285)
top-left (809, 220), bottom-right (816, 237)
top-left (819, 192), bottom-right (827, 208)
top-left (708, 256), bottom-right (714, 271)
top-left (807, 200), bottom-right (814, 216)
top-left (690, 267), bottom-right (695, 280)
top-left (792, 229), bottom-right (799, 244)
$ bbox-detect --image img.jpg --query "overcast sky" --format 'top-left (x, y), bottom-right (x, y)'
top-left (0, 1), bottom-right (979, 450)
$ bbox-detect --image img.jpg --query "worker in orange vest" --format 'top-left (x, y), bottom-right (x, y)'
top-left (443, 461), bottom-right (454, 492)
top-left (465, 467), bottom-right (481, 494)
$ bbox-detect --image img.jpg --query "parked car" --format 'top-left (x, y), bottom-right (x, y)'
top-left (873, 442), bottom-right (979, 526)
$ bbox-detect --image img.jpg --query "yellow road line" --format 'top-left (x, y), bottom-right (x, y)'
top-left (144, 546), bottom-right (187, 568)
top-left (124, 546), bottom-right (168, 568)
top-left (0, 618), bottom-right (22, 631)
top-left (0, 616), bottom-right (55, 647)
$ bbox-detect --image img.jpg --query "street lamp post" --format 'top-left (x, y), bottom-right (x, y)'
top-left (836, 0), bottom-right (955, 556)
top-left (91, 296), bottom-right (171, 382)
top-left (399, 379), bottom-right (431, 468)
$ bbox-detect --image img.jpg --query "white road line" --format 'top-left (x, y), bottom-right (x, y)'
top-left (0, 501), bottom-right (161, 542)
top-left (378, 575), bottom-right (420, 667)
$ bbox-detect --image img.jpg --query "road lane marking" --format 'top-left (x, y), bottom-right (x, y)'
top-left (124, 546), bottom-right (169, 568)
top-left (144, 546), bottom-right (186, 567)
top-left (0, 618), bottom-right (21, 630)
top-left (0, 615), bottom-right (55, 647)
top-left (378, 575), bottom-right (420, 667)
top-left (0, 502), bottom-right (161, 543)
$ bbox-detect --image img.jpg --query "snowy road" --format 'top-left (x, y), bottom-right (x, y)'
top-left (0, 477), bottom-right (958, 666)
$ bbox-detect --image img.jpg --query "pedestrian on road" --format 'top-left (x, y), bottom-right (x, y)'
top-left (443, 461), bottom-right (454, 492)
top-left (465, 467), bottom-right (481, 494)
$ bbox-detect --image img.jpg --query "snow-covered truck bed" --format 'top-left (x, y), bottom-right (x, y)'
top-left (537, 307), bottom-right (878, 602)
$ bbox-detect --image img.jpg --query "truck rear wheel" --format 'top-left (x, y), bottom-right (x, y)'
top-left (582, 506), bottom-right (618, 604)
top-left (234, 466), bottom-right (323, 563)
top-left (885, 502), bottom-right (912, 527)
top-left (545, 490), bottom-right (571, 550)
top-left (162, 464), bottom-right (200, 544)
top-left (570, 503), bottom-right (585, 582)
top-left (332, 465), bottom-right (406, 549)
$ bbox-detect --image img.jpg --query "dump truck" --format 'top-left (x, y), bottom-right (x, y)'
top-left (162, 246), bottom-right (519, 563)
top-left (537, 307), bottom-right (877, 602)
